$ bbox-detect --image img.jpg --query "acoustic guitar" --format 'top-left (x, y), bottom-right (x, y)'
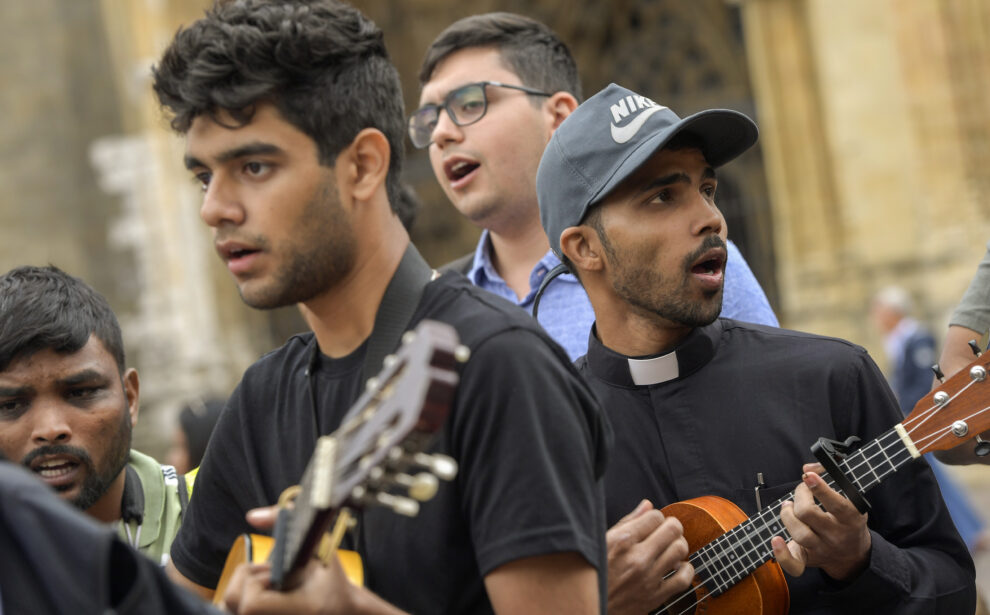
top-left (653, 351), bottom-right (990, 615)
top-left (213, 319), bottom-right (466, 602)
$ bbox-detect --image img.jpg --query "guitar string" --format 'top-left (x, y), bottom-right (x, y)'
top-left (661, 380), bottom-right (988, 614)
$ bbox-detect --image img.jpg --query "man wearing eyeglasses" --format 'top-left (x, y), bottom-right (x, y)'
top-left (412, 13), bottom-right (778, 363)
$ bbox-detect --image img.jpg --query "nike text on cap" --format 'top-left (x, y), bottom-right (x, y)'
top-left (536, 82), bottom-right (758, 258)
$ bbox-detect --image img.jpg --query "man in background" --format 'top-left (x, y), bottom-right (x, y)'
top-left (412, 12), bottom-right (778, 361)
top-left (0, 265), bottom-right (185, 565)
top-left (871, 286), bottom-right (986, 553)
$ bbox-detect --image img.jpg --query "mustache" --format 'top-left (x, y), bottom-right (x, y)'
top-left (22, 444), bottom-right (94, 470)
top-left (682, 234), bottom-right (726, 269)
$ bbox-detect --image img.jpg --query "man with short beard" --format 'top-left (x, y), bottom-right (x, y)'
top-left (536, 83), bottom-right (976, 614)
top-left (0, 265), bottom-right (186, 566)
top-left (153, 2), bottom-right (607, 613)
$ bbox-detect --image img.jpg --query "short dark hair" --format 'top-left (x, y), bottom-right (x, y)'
top-left (152, 0), bottom-right (406, 210)
top-left (0, 266), bottom-right (125, 374)
top-left (419, 12), bottom-right (582, 102)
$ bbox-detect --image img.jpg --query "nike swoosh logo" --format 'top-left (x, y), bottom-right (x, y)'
top-left (610, 106), bottom-right (665, 143)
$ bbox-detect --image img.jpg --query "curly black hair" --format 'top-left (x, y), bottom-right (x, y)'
top-left (152, 0), bottom-right (405, 210)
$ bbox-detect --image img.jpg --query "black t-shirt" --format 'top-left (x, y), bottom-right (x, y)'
top-left (0, 462), bottom-right (216, 615)
top-left (171, 272), bottom-right (609, 613)
top-left (580, 318), bottom-right (975, 614)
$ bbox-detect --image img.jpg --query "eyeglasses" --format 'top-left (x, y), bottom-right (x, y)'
top-left (407, 81), bottom-right (552, 149)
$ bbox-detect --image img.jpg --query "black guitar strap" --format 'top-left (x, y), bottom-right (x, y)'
top-left (306, 243), bottom-right (435, 434)
top-left (363, 243), bottom-right (435, 384)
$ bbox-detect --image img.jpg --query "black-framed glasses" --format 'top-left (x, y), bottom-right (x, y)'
top-left (407, 81), bottom-right (552, 149)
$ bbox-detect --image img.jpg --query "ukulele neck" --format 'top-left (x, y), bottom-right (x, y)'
top-left (690, 426), bottom-right (914, 598)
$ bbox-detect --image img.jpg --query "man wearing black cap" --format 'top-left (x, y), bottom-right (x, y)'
top-left (537, 83), bottom-right (976, 613)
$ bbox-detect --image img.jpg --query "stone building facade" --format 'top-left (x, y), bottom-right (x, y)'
top-left (3, 0), bottom-right (990, 453)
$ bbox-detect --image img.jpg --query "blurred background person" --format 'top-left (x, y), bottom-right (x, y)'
top-left (167, 397), bottom-right (224, 476)
top-left (871, 286), bottom-right (987, 553)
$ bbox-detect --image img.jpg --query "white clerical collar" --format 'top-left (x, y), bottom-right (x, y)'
top-left (627, 351), bottom-right (679, 385)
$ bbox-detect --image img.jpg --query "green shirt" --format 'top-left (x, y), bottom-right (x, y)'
top-left (116, 449), bottom-right (185, 566)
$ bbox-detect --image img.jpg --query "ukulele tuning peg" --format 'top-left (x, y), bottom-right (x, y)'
top-left (931, 364), bottom-right (945, 383)
top-left (402, 330), bottom-right (417, 345)
top-left (975, 436), bottom-right (990, 457)
top-left (454, 345), bottom-right (471, 363)
top-left (383, 354), bottom-right (398, 368)
top-left (971, 365), bottom-right (987, 382)
top-left (969, 340), bottom-right (983, 357)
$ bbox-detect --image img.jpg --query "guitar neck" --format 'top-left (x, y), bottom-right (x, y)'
top-left (690, 426), bottom-right (915, 597)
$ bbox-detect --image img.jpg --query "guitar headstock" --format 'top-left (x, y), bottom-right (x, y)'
top-left (903, 351), bottom-right (990, 455)
top-left (280, 319), bottom-right (465, 583)
top-left (329, 319), bottom-right (463, 512)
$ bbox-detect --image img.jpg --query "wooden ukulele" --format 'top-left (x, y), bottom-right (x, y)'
top-left (213, 320), bottom-right (466, 603)
top-left (653, 351), bottom-right (990, 615)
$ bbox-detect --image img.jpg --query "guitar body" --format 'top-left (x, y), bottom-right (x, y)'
top-left (661, 496), bottom-right (789, 615)
top-left (213, 534), bottom-right (364, 605)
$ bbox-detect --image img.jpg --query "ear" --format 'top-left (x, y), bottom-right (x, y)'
top-left (338, 128), bottom-right (390, 203)
top-left (546, 92), bottom-right (578, 133)
top-left (122, 368), bottom-right (140, 428)
top-left (559, 225), bottom-right (604, 275)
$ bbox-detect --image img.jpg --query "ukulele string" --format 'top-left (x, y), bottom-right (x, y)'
top-left (906, 404), bottom-right (990, 453)
top-left (660, 390), bottom-right (990, 614)
top-left (898, 374), bottom-right (990, 453)
top-left (663, 430), bottom-right (917, 613)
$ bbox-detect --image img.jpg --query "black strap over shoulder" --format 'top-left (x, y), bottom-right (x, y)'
top-left (363, 243), bottom-right (434, 383)
top-left (532, 262), bottom-right (571, 321)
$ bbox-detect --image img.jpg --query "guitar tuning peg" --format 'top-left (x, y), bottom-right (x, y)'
top-left (402, 472), bottom-right (440, 502)
top-left (976, 436), bottom-right (990, 457)
top-left (968, 340), bottom-right (983, 357)
top-left (931, 364), bottom-right (945, 383)
top-left (412, 452), bottom-right (459, 482)
top-left (454, 345), bottom-right (471, 363)
top-left (373, 492), bottom-right (420, 517)
top-left (383, 354), bottom-right (398, 368)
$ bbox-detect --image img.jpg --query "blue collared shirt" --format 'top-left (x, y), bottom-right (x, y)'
top-left (467, 230), bottom-right (778, 360)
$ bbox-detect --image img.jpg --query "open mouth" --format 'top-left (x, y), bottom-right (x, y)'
top-left (228, 247), bottom-right (259, 261)
top-left (35, 458), bottom-right (79, 479)
top-left (691, 257), bottom-right (724, 277)
top-left (29, 455), bottom-right (83, 489)
top-left (444, 159), bottom-right (479, 183)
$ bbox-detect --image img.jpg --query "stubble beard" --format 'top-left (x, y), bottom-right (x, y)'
top-left (22, 400), bottom-right (132, 511)
top-left (601, 231), bottom-right (724, 328)
top-left (239, 181), bottom-right (356, 309)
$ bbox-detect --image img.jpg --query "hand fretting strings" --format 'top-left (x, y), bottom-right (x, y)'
top-left (656, 376), bottom-right (990, 615)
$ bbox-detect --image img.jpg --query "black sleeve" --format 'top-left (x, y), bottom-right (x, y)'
top-left (0, 462), bottom-right (219, 615)
top-left (449, 326), bottom-right (608, 579)
top-left (169, 380), bottom-right (263, 589)
top-left (819, 351), bottom-right (976, 613)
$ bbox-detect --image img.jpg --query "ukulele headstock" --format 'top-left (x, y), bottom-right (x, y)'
top-left (904, 351), bottom-right (990, 455)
